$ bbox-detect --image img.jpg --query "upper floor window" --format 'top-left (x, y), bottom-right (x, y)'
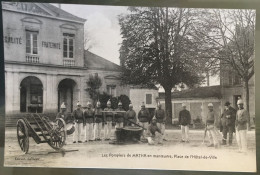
top-left (26, 31), bottom-right (38, 55)
top-left (107, 85), bottom-right (116, 97)
top-left (227, 70), bottom-right (242, 86)
top-left (146, 93), bottom-right (152, 105)
top-left (233, 74), bottom-right (242, 85)
top-left (63, 33), bottom-right (74, 58)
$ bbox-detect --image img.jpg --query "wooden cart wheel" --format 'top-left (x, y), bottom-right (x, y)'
top-left (48, 118), bottom-right (66, 150)
top-left (17, 119), bottom-right (29, 154)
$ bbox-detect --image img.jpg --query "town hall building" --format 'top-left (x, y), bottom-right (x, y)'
top-left (3, 2), bottom-right (129, 114)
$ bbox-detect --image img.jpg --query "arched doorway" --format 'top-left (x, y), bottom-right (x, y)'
top-left (20, 76), bottom-right (43, 113)
top-left (58, 79), bottom-right (77, 113)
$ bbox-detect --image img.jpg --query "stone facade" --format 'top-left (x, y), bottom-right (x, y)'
top-left (3, 2), bottom-right (129, 114)
top-left (129, 88), bottom-right (158, 116)
top-left (220, 63), bottom-right (255, 117)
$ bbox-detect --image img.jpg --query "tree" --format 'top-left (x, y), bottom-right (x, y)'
top-left (84, 22), bottom-right (98, 51)
top-left (119, 7), bottom-right (211, 124)
top-left (118, 94), bottom-right (131, 111)
top-left (99, 92), bottom-right (111, 109)
top-left (85, 74), bottom-right (102, 106)
top-left (199, 9), bottom-right (255, 116)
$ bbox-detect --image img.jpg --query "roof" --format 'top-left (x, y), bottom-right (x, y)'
top-left (41, 3), bottom-right (86, 23)
top-left (159, 85), bottom-right (222, 99)
top-left (130, 84), bottom-right (158, 90)
top-left (2, 2), bottom-right (86, 23)
top-left (84, 50), bottom-right (122, 71)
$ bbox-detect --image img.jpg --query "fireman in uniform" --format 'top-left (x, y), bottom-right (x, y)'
top-left (115, 101), bottom-right (125, 128)
top-left (155, 103), bottom-right (166, 140)
top-left (72, 101), bottom-right (85, 143)
top-left (94, 101), bottom-right (103, 141)
top-left (83, 101), bottom-right (95, 142)
top-left (147, 117), bottom-right (163, 145)
top-left (206, 103), bottom-right (220, 148)
top-left (125, 102), bottom-right (137, 126)
top-left (56, 102), bottom-right (69, 121)
top-left (138, 102), bottom-right (150, 138)
top-left (235, 99), bottom-right (250, 153)
top-left (104, 99), bottom-right (114, 140)
top-left (56, 102), bottom-right (68, 144)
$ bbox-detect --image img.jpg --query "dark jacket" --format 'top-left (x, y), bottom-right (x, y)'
top-left (104, 107), bottom-right (114, 122)
top-left (220, 106), bottom-right (236, 132)
top-left (155, 109), bottom-right (166, 123)
top-left (138, 109), bottom-right (150, 123)
top-left (94, 108), bottom-right (103, 123)
top-left (236, 108), bottom-right (249, 131)
top-left (125, 109), bottom-right (137, 123)
top-left (115, 108), bottom-right (125, 123)
top-left (147, 123), bottom-right (161, 137)
top-left (72, 109), bottom-right (84, 124)
top-left (179, 109), bottom-right (191, 126)
top-left (84, 109), bottom-right (95, 124)
top-left (56, 111), bottom-right (69, 122)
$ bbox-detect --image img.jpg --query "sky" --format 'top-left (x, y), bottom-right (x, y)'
top-left (53, 3), bottom-right (220, 87)
top-left (53, 3), bottom-right (127, 65)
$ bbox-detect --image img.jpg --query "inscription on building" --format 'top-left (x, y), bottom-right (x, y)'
top-left (42, 41), bottom-right (61, 49)
top-left (4, 36), bottom-right (22, 44)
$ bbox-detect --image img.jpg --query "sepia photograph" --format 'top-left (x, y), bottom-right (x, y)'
top-left (2, 1), bottom-right (256, 172)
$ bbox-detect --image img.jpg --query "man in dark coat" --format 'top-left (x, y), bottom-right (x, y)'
top-left (220, 101), bottom-right (236, 145)
top-left (178, 103), bottom-right (191, 142)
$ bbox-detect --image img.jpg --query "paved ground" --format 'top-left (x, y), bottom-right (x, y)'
top-left (4, 127), bottom-right (256, 172)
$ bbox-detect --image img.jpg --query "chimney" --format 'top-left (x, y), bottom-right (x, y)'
top-left (58, 4), bottom-right (61, 9)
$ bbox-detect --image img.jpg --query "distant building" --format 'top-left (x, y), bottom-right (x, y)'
top-left (158, 86), bottom-right (222, 124)
top-left (158, 64), bottom-right (255, 125)
top-left (220, 63), bottom-right (255, 117)
top-left (3, 2), bottom-right (129, 114)
top-left (129, 85), bottom-right (158, 118)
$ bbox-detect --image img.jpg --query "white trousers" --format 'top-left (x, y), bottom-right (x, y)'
top-left (207, 125), bottom-right (219, 146)
top-left (140, 122), bottom-right (149, 137)
top-left (236, 129), bottom-right (247, 152)
top-left (73, 123), bottom-right (83, 142)
top-left (115, 122), bottom-right (123, 129)
top-left (181, 125), bottom-right (189, 141)
top-left (104, 121), bottom-right (112, 139)
top-left (148, 132), bottom-right (163, 145)
top-left (157, 123), bottom-right (165, 139)
top-left (95, 123), bottom-right (102, 139)
top-left (84, 123), bottom-right (94, 141)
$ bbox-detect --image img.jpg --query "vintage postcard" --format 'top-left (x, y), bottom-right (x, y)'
top-left (2, 1), bottom-right (256, 172)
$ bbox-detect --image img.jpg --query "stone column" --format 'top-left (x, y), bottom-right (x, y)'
top-left (46, 74), bottom-right (58, 113)
top-left (12, 72), bottom-right (20, 113)
top-left (5, 71), bottom-right (13, 114)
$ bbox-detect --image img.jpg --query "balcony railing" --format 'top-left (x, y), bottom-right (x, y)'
top-left (63, 59), bottom-right (75, 67)
top-left (26, 55), bottom-right (39, 63)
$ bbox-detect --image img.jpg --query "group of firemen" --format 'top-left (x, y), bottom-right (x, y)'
top-left (57, 99), bottom-right (166, 144)
top-left (57, 98), bottom-right (250, 153)
top-left (178, 98), bottom-right (250, 153)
